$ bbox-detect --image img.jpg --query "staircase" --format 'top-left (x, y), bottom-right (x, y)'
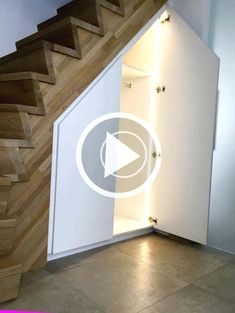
top-left (0, 0), bottom-right (166, 303)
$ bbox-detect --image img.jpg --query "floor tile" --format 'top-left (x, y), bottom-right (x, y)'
top-left (0, 275), bottom-right (104, 313)
top-left (1, 234), bottom-right (232, 313)
top-left (139, 284), bottom-right (235, 313)
top-left (114, 233), bottom-right (170, 252)
top-left (56, 253), bottom-right (188, 313)
top-left (21, 269), bottom-right (52, 288)
top-left (117, 235), bottom-right (230, 283)
top-left (47, 245), bottom-right (124, 274)
top-left (195, 264), bottom-right (235, 303)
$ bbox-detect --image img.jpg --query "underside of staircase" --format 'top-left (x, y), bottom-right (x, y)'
top-left (0, 0), bottom-right (166, 303)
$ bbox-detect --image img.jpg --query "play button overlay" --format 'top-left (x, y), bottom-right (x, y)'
top-left (102, 132), bottom-right (143, 178)
top-left (76, 112), bottom-right (162, 198)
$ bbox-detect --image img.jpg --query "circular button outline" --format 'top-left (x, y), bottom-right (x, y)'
top-left (76, 112), bottom-right (162, 198)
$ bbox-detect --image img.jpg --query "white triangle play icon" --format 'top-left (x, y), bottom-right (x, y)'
top-left (104, 132), bottom-right (140, 178)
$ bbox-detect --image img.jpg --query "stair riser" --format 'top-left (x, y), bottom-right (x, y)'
top-left (78, 28), bottom-right (101, 57)
top-left (0, 237), bottom-right (15, 257)
top-left (17, 23), bottom-right (81, 57)
top-left (38, 0), bottom-right (126, 31)
top-left (0, 48), bottom-right (51, 77)
top-left (0, 201), bottom-right (7, 214)
top-left (0, 148), bottom-right (28, 182)
top-left (0, 112), bottom-right (33, 148)
top-left (0, 218), bottom-right (16, 256)
top-left (0, 273), bottom-right (21, 303)
top-left (0, 185), bottom-right (10, 214)
top-left (0, 80), bottom-right (44, 113)
top-left (57, 0), bottom-right (101, 27)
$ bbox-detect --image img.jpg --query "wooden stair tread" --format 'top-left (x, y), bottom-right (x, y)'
top-left (0, 79), bottom-right (45, 115)
top-left (0, 177), bottom-right (11, 215)
top-left (0, 43), bottom-right (55, 80)
top-left (16, 17), bottom-right (82, 52)
top-left (0, 256), bottom-right (21, 303)
top-left (0, 72), bottom-right (55, 84)
top-left (0, 214), bottom-right (16, 225)
top-left (0, 177), bottom-right (11, 186)
top-left (0, 217), bottom-right (17, 256)
top-left (0, 112), bottom-right (33, 148)
top-left (0, 147), bottom-right (28, 182)
top-left (55, 0), bottom-right (124, 29)
top-left (57, 0), bottom-right (101, 27)
top-left (0, 258), bottom-right (21, 303)
top-left (0, 257), bottom-right (21, 278)
top-left (38, 15), bottom-right (102, 35)
top-left (0, 103), bottom-right (44, 115)
top-left (0, 40), bottom-right (78, 67)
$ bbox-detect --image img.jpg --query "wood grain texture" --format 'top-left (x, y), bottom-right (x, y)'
top-left (0, 0), bottom-right (166, 303)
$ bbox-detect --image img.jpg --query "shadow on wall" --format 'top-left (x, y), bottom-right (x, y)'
top-left (0, 0), bottom-right (70, 57)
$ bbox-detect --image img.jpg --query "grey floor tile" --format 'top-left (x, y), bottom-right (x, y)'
top-left (113, 233), bottom-right (170, 252)
top-left (1, 235), bottom-right (232, 313)
top-left (117, 235), bottom-right (230, 283)
top-left (56, 253), bottom-right (188, 313)
top-left (195, 264), bottom-right (235, 303)
top-left (0, 275), bottom-right (104, 313)
top-left (47, 245), bottom-right (124, 274)
top-left (21, 269), bottom-right (52, 288)
top-left (139, 284), bottom-right (235, 313)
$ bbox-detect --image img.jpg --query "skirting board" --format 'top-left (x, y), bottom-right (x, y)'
top-left (48, 226), bottom-right (153, 261)
top-left (153, 228), bottom-right (235, 258)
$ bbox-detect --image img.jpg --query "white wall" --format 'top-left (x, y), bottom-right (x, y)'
top-left (207, 0), bottom-right (235, 254)
top-left (168, 0), bottom-right (211, 43)
top-left (0, 0), bottom-right (70, 57)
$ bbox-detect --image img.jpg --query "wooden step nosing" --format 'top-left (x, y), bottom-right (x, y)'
top-left (0, 264), bottom-right (22, 279)
top-left (0, 220), bottom-right (17, 228)
top-left (18, 40), bottom-right (80, 59)
top-left (0, 111), bottom-right (33, 148)
top-left (0, 41), bottom-right (47, 65)
top-left (0, 177), bottom-right (11, 186)
top-left (0, 103), bottom-right (45, 115)
top-left (0, 72), bottom-right (55, 84)
top-left (2, 173), bottom-right (28, 183)
top-left (0, 146), bottom-right (29, 182)
top-left (0, 139), bottom-right (34, 149)
top-left (48, 42), bottom-right (80, 59)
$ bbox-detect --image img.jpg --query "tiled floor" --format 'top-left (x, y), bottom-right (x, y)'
top-left (1, 233), bottom-right (235, 313)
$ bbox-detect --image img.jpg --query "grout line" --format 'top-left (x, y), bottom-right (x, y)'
top-left (116, 248), bottom-right (189, 284)
top-left (135, 284), bottom-right (195, 313)
top-left (192, 263), bottom-right (230, 285)
top-left (113, 234), bottom-right (232, 283)
top-left (192, 263), bottom-right (235, 304)
top-left (192, 281), bottom-right (235, 305)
